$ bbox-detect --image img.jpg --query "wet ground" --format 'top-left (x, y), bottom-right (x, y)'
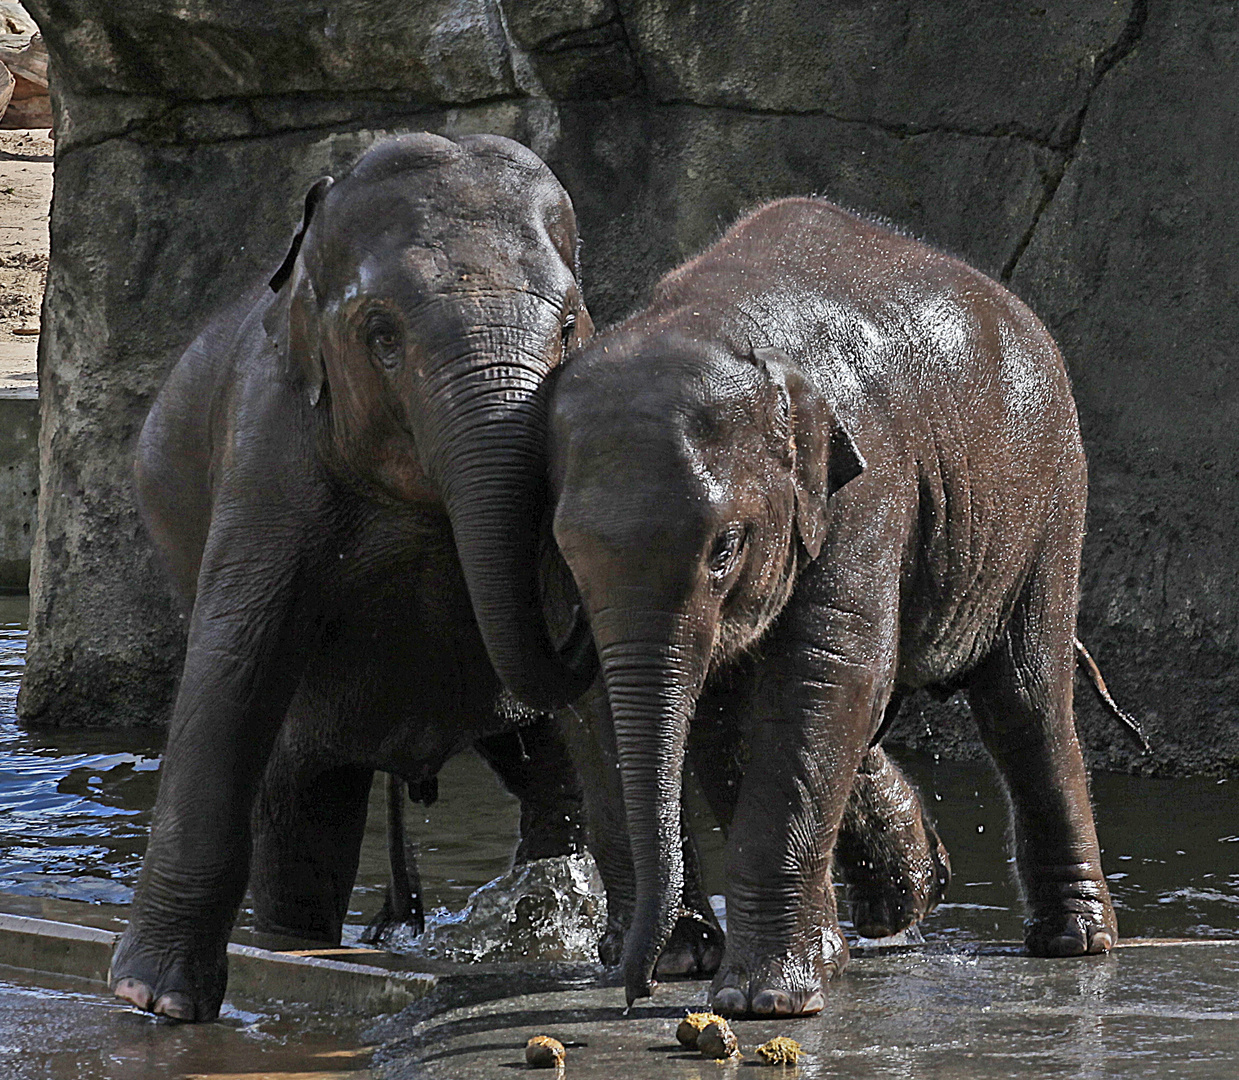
top-left (2, 593), bottom-right (1239, 1076)
top-left (0, 968), bottom-right (374, 1079)
top-left (374, 942), bottom-right (1239, 1079)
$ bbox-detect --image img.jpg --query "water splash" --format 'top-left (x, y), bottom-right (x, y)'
top-left (380, 853), bottom-right (607, 963)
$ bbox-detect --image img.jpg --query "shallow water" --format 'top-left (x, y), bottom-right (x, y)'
top-left (2, 593), bottom-right (1238, 944)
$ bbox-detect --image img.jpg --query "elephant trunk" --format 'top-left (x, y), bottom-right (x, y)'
top-left (432, 361), bottom-right (595, 713)
top-left (591, 608), bottom-right (708, 1003)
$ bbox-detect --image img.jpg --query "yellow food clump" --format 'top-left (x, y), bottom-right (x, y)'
top-left (697, 1019), bottom-right (741, 1060)
top-left (525, 1035), bottom-right (566, 1068)
top-left (755, 1036), bottom-right (803, 1065)
top-left (676, 1011), bottom-right (726, 1049)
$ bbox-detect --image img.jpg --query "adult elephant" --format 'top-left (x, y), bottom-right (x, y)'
top-left (548, 198), bottom-right (1116, 1017)
top-left (109, 133), bottom-right (599, 1021)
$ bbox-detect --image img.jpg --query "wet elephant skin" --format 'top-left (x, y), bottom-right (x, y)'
top-left (109, 134), bottom-right (599, 1022)
top-left (548, 197), bottom-right (1116, 1017)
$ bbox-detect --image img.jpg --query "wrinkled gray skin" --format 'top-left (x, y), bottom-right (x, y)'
top-left (110, 134), bottom-right (602, 1022)
top-left (549, 198), bottom-right (1116, 1017)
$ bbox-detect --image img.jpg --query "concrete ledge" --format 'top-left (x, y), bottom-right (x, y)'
top-left (226, 944), bottom-right (437, 1014)
top-left (0, 913), bottom-right (114, 984)
top-left (0, 912), bottom-right (438, 1014)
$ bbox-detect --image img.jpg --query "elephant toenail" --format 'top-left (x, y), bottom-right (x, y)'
top-left (711, 987), bottom-right (747, 1016)
top-left (154, 992), bottom-right (195, 1022)
top-left (801, 990), bottom-right (825, 1014)
top-left (113, 977), bottom-right (154, 1011)
top-left (752, 989), bottom-right (792, 1015)
top-left (1089, 931), bottom-right (1115, 954)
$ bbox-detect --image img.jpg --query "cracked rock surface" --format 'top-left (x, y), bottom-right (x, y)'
top-left (16, 1), bottom-right (1239, 775)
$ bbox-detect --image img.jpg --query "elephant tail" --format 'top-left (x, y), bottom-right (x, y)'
top-left (1074, 638), bottom-right (1150, 754)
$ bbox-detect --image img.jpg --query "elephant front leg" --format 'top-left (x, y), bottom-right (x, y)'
top-left (474, 712), bottom-right (586, 864)
top-left (835, 742), bottom-right (951, 939)
top-left (694, 684), bottom-right (949, 947)
top-left (110, 532), bottom-right (315, 1021)
top-left (650, 816), bottom-right (726, 979)
top-left (710, 612), bottom-right (893, 1018)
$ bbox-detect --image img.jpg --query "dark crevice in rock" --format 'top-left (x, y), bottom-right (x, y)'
top-left (645, 97), bottom-right (1058, 150)
top-left (490, 2), bottom-right (528, 99)
top-left (52, 91), bottom-right (524, 157)
top-left (610, 2), bottom-right (650, 99)
top-left (59, 89), bottom-right (1072, 160)
top-left (1000, 0), bottom-right (1148, 283)
top-left (523, 16), bottom-right (627, 57)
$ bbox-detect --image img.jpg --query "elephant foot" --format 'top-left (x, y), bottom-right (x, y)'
top-left (836, 746), bottom-right (952, 939)
top-left (600, 911), bottom-right (724, 977)
top-left (109, 926), bottom-right (227, 1023)
top-left (654, 912), bottom-right (725, 979)
top-left (708, 925), bottom-right (847, 1018)
top-left (598, 916), bottom-right (626, 968)
top-left (847, 817), bottom-right (952, 938)
top-left (1023, 873), bottom-right (1117, 957)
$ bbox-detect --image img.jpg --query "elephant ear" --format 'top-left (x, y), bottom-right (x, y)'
top-left (263, 175), bottom-right (334, 407)
top-left (752, 346), bottom-right (865, 560)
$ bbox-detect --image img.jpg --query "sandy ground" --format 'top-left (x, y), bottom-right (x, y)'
top-left (0, 127), bottom-right (49, 398)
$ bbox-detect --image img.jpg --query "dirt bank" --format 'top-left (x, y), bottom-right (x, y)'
top-left (0, 126), bottom-right (49, 396)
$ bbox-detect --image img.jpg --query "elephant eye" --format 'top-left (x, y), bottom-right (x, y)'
top-left (707, 526), bottom-right (747, 577)
top-left (364, 312), bottom-right (403, 369)
top-left (561, 312), bottom-right (577, 350)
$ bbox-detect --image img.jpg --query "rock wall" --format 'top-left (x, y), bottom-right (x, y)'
top-left (0, 396), bottom-right (37, 592)
top-left (16, 2), bottom-right (1239, 773)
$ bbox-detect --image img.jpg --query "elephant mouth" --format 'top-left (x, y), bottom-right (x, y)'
top-left (552, 603), bottom-right (599, 688)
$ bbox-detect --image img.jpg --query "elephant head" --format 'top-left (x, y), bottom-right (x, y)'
top-left (264, 133), bottom-right (595, 710)
top-left (548, 335), bottom-right (863, 1002)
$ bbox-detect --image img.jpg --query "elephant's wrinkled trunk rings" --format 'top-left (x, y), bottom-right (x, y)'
top-left (591, 608), bottom-right (710, 1003)
top-left (434, 383), bottom-right (595, 712)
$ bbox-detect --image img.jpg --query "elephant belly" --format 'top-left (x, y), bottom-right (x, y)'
top-left (895, 588), bottom-right (1010, 692)
top-left (283, 519), bottom-right (508, 782)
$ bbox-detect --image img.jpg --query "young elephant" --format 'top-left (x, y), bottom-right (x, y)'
top-left (111, 133), bottom-right (600, 1021)
top-left (548, 198), bottom-right (1116, 1017)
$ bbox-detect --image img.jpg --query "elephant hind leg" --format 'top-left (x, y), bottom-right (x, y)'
top-left (250, 751), bottom-right (374, 944)
top-left (835, 742), bottom-right (951, 938)
top-left (964, 562), bottom-right (1116, 958)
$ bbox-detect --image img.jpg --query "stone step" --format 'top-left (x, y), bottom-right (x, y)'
top-left (0, 912), bottom-right (437, 1015)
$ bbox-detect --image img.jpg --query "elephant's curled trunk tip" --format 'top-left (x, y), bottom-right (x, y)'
top-left (624, 956), bottom-right (655, 1007)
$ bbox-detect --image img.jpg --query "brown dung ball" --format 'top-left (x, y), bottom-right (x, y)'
top-left (755, 1036), bottom-right (803, 1065)
top-left (697, 1019), bottom-right (740, 1060)
top-left (525, 1035), bottom-right (566, 1068)
top-left (676, 1011), bottom-right (726, 1049)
